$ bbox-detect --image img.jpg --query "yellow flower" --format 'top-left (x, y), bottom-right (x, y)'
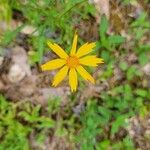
top-left (41, 33), bottom-right (104, 92)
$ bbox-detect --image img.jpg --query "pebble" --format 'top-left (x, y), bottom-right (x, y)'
top-left (142, 63), bottom-right (150, 76)
top-left (8, 64), bottom-right (26, 83)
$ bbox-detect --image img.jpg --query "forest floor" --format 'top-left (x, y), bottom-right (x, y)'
top-left (0, 0), bottom-right (150, 150)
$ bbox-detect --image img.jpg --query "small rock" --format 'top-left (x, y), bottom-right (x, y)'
top-left (21, 25), bottom-right (38, 36)
top-left (142, 63), bottom-right (150, 76)
top-left (145, 130), bottom-right (150, 137)
top-left (11, 46), bottom-right (31, 76)
top-left (113, 67), bottom-right (124, 82)
top-left (40, 87), bottom-right (70, 99)
top-left (19, 76), bottom-right (37, 97)
top-left (38, 87), bottom-right (70, 106)
top-left (8, 64), bottom-right (26, 83)
top-left (73, 103), bottom-right (85, 116)
top-left (89, 0), bottom-right (109, 23)
top-left (127, 53), bottom-right (138, 64)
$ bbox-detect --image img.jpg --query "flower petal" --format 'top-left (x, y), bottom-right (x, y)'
top-left (76, 42), bottom-right (96, 58)
top-left (69, 68), bottom-right (78, 92)
top-left (70, 33), bottom-right (78, 56)
top-left (52, 66), bottom-right (68, 87)
top-left (47, 41), bottom-right (68, 59)
top-left (41, 59), bottom-right (66, 71)
top-left (76, 65), bottom-right (95, 84)
top-left (79, 55), bottom-right (104, 66)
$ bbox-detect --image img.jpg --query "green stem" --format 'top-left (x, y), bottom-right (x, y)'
top-left (57, 0), bottom-right (87, 19)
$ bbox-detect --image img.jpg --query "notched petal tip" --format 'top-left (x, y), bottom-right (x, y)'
top-left (79, 55), bottom-right (104, 67)
top-left (69, 68), bottom-right (78, 93)
top-left (40, 65), bottom-right (46, 71)
top-left (76, 65), bottom-right (95, 84)
top-left (99, 58), bottom-right (104, 63)
top-left (76, 42), bottom-right (97, 58)
top-left (97, 59), bottom-right (105, 64)
top-left (71, 88), bottom-right (76, 92)
top-left (52, 81), bottom-right (58, 88)
top-left (52, 83), bottom-right (57, 88)
top-left (91, 42), bottom-right (96, 47)
top-left (52, 82), bottom-right (56, 87)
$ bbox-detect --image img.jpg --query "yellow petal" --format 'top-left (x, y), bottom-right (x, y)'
top-left (76, 65), bottom-right (95, 84)
top-left (79, 55), bottom-right (104, 66)
top-left (47, 41), bottom-right (68, 59)
top-left (70, 33), bottom-right (78, 56)
top-left (41, 59), bottom-right (66, 71)
top-left (52, 66), bottom-right (68, 87)
top-left (69, 68), bottom-right (78, 92)
top-left (76, 42), bottom-right (96, 58)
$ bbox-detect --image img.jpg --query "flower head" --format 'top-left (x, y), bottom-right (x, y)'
top-left (41, 33), bottom-right (104, 92)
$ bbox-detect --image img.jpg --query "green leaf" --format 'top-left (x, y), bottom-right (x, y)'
top-left (97, 140), bottom-right (110, 150)
top-left (101, 38), bottom-right (110, 50)
top-left (135, 28), bottom-right (146, 40)
top-left (135, 89), bottom-right (148, 98)
top-left (99, 15), bottom-right (108, 38)
top-left (124, 84), bottom-right (133, 100)
top-left (111, 115), bottom-right (128, 135)
top-left (123, 136), bottom-right (135, 150)
top-left (31, 34), bottom-right (46, 63)
top-left (131, 12), bottom-right (150, 28)
top-left (126, 66), bottom-right (137, 80)
top-left (139, 44), bottom-right (150, 51)
top-left (98, 106), bottom-right (111, 125)
top-left (0, 0), bottom-right (12, 23)
top-left (37, 35), bottom-right (46, 63)
top-left (108, 35), bottom-right (125, 45)
top-left (37, 117), bottom-right (55, 128)
top-left (119, 61), bottom-right (128, 71)
top-left (1, 24), bottom-right (25, 45)
top-left (135, 44), bottom-right (150, 53)
top-left (101, 50), bottom-right (110, 62)
top-left (139, 52), bottom-right (149, 66)
top-left (55, 126), bottom-right (68, 137)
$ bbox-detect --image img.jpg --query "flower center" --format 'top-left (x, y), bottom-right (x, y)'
top-left (66, 56), bottom-right (79, 68)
